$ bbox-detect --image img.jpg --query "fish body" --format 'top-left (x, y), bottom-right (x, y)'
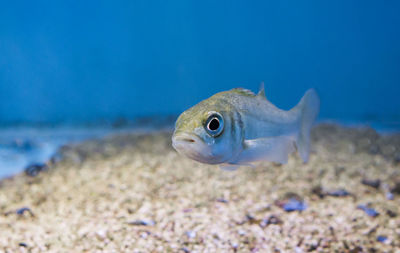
top-left (172, 85), bottom-right (320, 169)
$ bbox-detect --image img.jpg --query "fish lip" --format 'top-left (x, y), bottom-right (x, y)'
top-left (172, 132), bottom-right (201, 149)
top-left (173, 133), bottom-right (197, 143)
top-left (172, 132), bottom-right (214, 163)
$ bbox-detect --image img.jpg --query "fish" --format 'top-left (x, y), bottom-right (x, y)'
top-left (172, 84), bottom-right (320, 170)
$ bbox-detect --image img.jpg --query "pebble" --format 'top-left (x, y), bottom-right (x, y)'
top-left (311, 186), bottom-right (325, 198)
top-left (312, 186), bottom-right (350, 198)
top-left (260, 215), bottom-right (283, 227)
top-left (128, 219), bottom-right (156, 226)
top-left (294, 246), bottom-right (303, 253)
top-left (394, 153), bottom-right (400, 163)
top-left (245, 214), bottom-right (259, 224)
top-left (237, 229), bottom-right (246, 236)
top-left (282, 198), bottom-right (307, 212)
top-left (390, 182), bottom-right (400, 194)
top-left (386, 209), bottom-right (397, 218)
top-left (185, 230), bottom-right (196, 239)
top-left (231, 241), bottom-right (239, 249)
top-left (140, 231), bottom-right (150, 239)
top-left (386, 192), bottom-right (394, 200)
top-left (357, 205), bottom-right (379, 217)
top-left (376, 235), bottom-right (387, 243)
top-left (95, 229), bottom-right (108, 240)
top-left (180, 247), bottom-right (190, 253)
top-left (307, 241), bottom-right (320, 252)
top-left (216, 198), bottom-right (228, 203)
top-left (16, 207), bottom-right (34, 217)
top-left (18, 242), bottom-right (28, 247)
top-left (361, 179), bottom-right (381, 189)
top-left (24, 163), bottom-right (48, 177)
top-left (326, 189), bottom-right (350, 197)
top-left (382, 183), bottom-right (394, 200)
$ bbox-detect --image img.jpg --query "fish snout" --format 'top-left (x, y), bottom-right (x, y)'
top-left (172, 132), bottom-right (200, 150)
top-left (172, 131), bottom-right (224, 164)
top-left (173, 135), bottom-right (196, 143)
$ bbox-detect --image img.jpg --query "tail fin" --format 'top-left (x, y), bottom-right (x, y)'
top-left (293, 89), bottom-right (320, 162)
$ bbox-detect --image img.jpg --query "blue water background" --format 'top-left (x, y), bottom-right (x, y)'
top-left (1, 1), bottom-right (399, 123)
top-left (0, 1), bottom-right (399, 176)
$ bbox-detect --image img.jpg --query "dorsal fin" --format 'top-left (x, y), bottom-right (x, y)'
top-left (257, 82), bottom-right (266, 99)
top-left (231, 88), bottom-right (256, 97)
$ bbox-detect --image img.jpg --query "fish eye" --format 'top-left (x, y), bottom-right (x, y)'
top-left (205, 112), bottom-right (224, 137)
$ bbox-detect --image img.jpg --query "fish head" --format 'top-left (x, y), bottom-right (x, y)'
top-left (172, 98), bottom-right (243, 164)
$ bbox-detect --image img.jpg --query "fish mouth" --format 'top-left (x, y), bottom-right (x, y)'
top-left (172, 132), bottom-right (213, 162)
top-left (173, 133), bottom-right (197, 143)
top-left (172, 132), bottom-right (201, 149)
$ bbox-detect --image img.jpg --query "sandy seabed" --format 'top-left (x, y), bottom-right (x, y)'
top-left (0, 124), bottom-right (399, 253)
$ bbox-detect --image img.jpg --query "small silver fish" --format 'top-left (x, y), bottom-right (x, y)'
top-left (172, 84), bottom-right (320, 170)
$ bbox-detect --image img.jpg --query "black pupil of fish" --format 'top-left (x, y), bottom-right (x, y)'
top-left (208, 118), bottom-right (220, 131)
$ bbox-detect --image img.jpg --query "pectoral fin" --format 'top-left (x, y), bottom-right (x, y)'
top-left (234, 136), bottom-right (295, 164)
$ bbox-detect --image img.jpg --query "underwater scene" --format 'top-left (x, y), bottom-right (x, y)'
top-left (1, 1), bottom-right (399, 252)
